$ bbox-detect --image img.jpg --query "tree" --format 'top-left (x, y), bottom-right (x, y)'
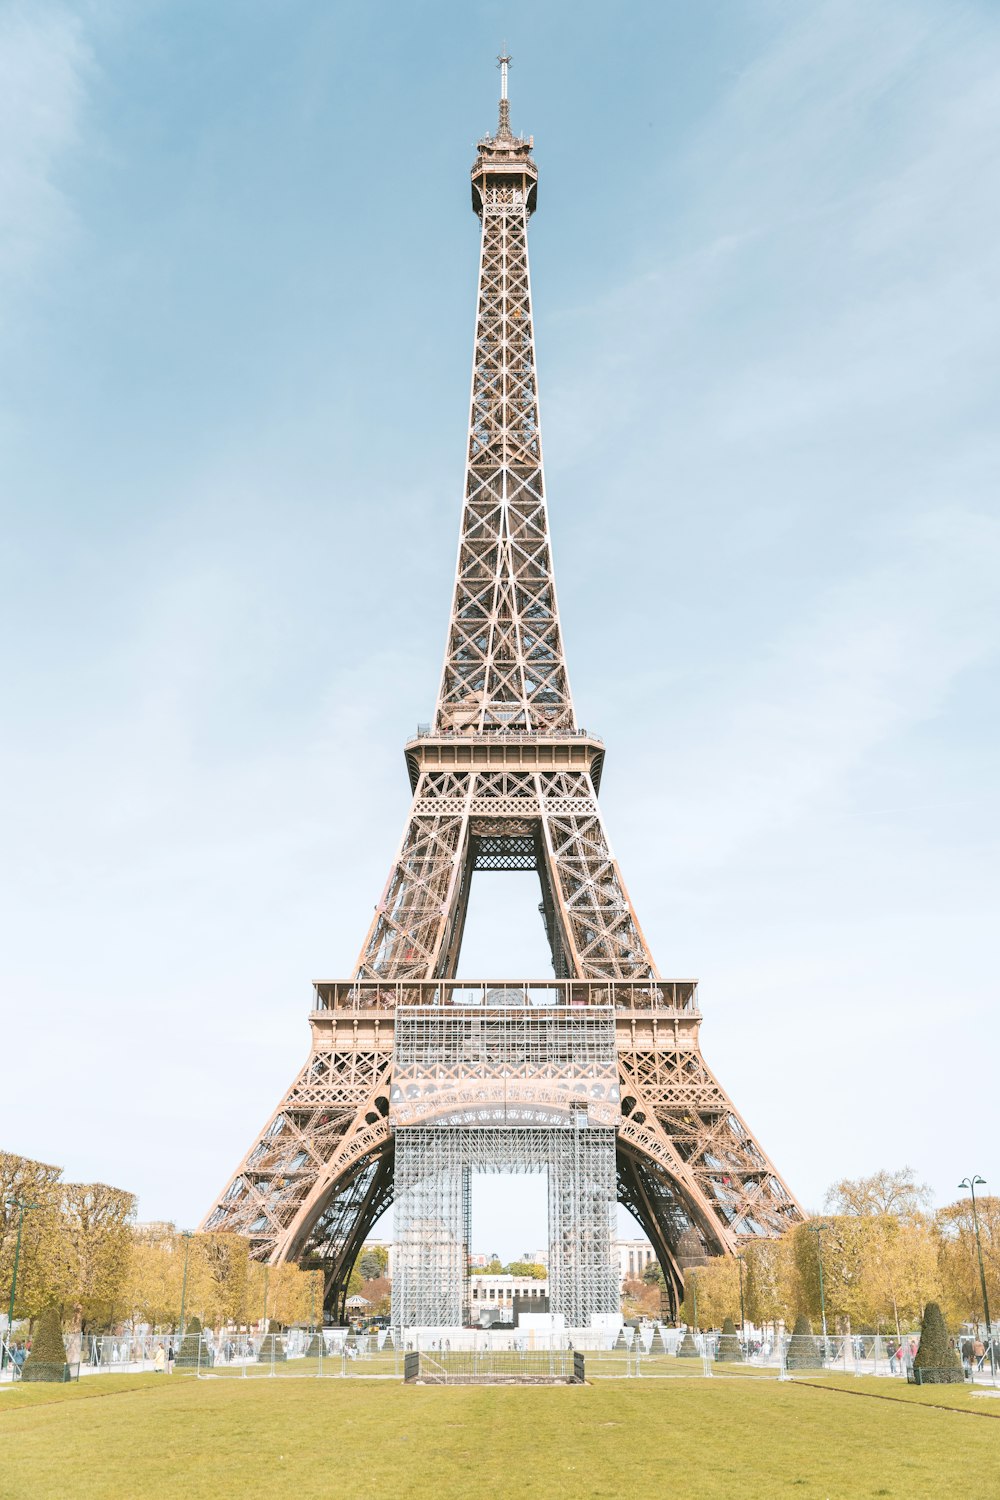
top-left (785, 1313), bottom-right (820, 1370)
top-left (743, 1236), bottom-right (795, 1328)
top-left (360, 1276), bottom-right (391, 1318)
top-left (912, 1302), bottom-right (963, 1385)
top-left (0, 1153), bottom-right (63, 1321)
top-left (937, 1196), bottom-right (1000, 1331)
top-left (21, 1304), bottom-right (69, 1383)
top-left (263, 1262), bottom-right (316, 1329)
top-left (505, 1262), bottom-right (546, 1280)
top-left (125, 1236), bottom-right (184, 1329)
top-left (865, 1217), bottom-right (940, 1339)
top-left (639, 1260), bottom-right (668, 1320)
top-left (50, 1182), bottom-right (136, 1349)
top-left (676, 1330), bottom-right (699, 1358)
top-left (197, 1234), bottom-right (250, 1329)
top-left (716, 1316), bottom-right (742, 1363)
top-left (621, 1277), bottom-right (660, 1321)
top-left (358, 1246), bottom-right (389, 1281)
top-left (824, 1168), bottom-right (931, 1223)
top-left (679, 1258), bottom-right (739, 1330)
top-left (485, 1258), bottom-right (504, 1274)
top-left (789, 1216), bottom-right (938, 1333)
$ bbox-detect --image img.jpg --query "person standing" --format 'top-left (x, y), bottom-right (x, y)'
top-left (153, 1344), bottom-right (165, 1373)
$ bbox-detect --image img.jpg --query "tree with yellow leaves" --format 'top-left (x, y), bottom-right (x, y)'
top-left (743, 1235), bottom-right (796, 1328)
top-left (49, 1183), bottom-right (136, 1345)
top-left (247, 1259), bottom-right (317, 1329)
top-left (936, 1194), bottom-right (999, 1332)
top-left (0, 1153), bottom-right (62, 1321)
top-left (196, 1233), bottom-right (250, 1328)
top-left (865, 1215), bottom-right (939, 1339)
top-left (679, 1257), bottom-right (740, 1329)
top-left (791, 1214), bottom-right (939, 1333)
top-left (124, 1234), bottom-right (184, 1328)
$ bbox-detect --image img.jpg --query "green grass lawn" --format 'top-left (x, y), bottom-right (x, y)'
top-left (2, 1371), bottom-right (998, 1500)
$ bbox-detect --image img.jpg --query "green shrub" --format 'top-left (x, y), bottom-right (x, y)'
top-left (912, 1303), bottom-right (963, 1385)
top-left (677, 1330), bottom-right (700, 1358)
top-left (174, 1314), bottom-right (204, 1368)
top-left (257, 1332), bottom-right (286, 1363)
top-left (22, 1306), bottom-right (70, 1383)
top-left (716, 1316), bottom-right (743, 1362)
top-left (785, 1314), bottom-right (821, 1370)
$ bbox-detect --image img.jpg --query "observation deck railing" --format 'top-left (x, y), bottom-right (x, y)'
top-left (409, 725), bottom-right (602, 744)
top-left (313, 978), bottom-right (698, 1015)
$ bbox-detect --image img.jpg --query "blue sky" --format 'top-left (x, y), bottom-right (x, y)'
top-left (2, 0), bottom-right (998, 1258)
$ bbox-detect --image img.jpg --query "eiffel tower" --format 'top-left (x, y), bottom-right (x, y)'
top-left (203, 58), bottom-right (802, 1324)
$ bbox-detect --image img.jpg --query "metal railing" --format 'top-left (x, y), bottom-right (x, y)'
top-left (409, 726), bottom-right (601, 743)
top-left (403, 1347), bottom-right (581, 1383)
top-left (4, 1325), bottom-right (992, 1387)
top-left (313, 979), bottom-right (699, 1014)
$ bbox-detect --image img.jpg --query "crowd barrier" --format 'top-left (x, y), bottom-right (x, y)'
top-left (2, 1327), bottom-right (995, 1385)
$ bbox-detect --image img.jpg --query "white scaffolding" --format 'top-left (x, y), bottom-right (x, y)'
top-left (391, 1006), bottom-right (619, 1330)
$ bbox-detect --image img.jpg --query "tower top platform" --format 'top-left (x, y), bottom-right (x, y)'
top-left (471, 55), bottom-right (538, 215)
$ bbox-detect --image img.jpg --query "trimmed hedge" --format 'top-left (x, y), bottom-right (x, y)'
top-left (912, 1302), bottom-right (963, 1385)
top-left (174, 1314), bottom-right (204, 1368)
top-left (22, 1306), bottom-right (71, 1383)
top-left (716, 1316), bottom-right (743, 1363)
top-left (785, 1314), bottom-right (821, 1370)
top-left (257, 1332), bottom-right (286, 1363)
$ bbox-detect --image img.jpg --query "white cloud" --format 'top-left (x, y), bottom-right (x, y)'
top-left (639, 505), bottom-right (1000, 869)
top-left (0, 4), bottom-right (91, 291)
top-left (548, 0), bottom-right (1000, 468)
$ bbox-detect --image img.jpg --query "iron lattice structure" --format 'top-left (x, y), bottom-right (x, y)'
top-left (202, 63), bottom-right (803, 1320)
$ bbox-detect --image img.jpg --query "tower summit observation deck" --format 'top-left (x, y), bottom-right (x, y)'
top-left (469, 53), bottom-right (538, 215)
top-left (202, 59), bottom-right (803, 1326)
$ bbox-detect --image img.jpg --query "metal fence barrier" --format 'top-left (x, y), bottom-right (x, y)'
top-left (3, 1326), bottom-right (995, 1386)
top-left (402, 1348), bottom-right (582, 1383)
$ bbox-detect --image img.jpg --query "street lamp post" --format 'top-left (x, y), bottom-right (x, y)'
top-left (737, 1254), bottom-right (746, 1339)
top-left (809, 1223), bottom-right (829, 1361)
top-left (178, 1230), bottom-right (193, 1341)
top-left (3, 1198), bottom-right (38, 1372)
top-left (959, 1176), bottom-right (996, 1382)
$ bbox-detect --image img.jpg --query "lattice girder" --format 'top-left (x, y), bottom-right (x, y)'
top-left (354, 767), bottom-right (657, 984)
top-left (436, 151), bottom-right (572, 733)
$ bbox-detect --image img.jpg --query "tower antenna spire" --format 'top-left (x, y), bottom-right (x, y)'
top-left (497, 50), bottom-right (512, 137)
